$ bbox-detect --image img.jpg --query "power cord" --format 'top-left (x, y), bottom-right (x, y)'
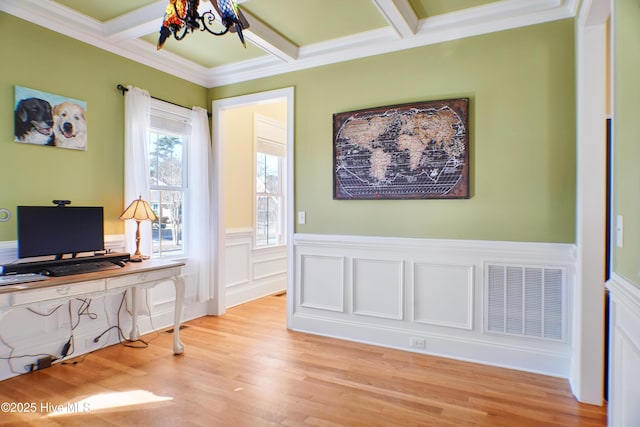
top-left (0, 333), bottom-right (55, 374)
top-left (93, 291), bottom-right (149, 349)
top-left (2, 298), bottom-right (100, 373)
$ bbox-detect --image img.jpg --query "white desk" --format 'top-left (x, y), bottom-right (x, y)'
top-left (0, 259), bottom-right (186, 354)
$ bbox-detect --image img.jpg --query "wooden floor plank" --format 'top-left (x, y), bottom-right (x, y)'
top-left (0, 295), bottom-right (606, 426)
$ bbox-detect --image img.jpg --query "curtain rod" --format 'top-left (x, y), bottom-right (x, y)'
top-left (116, 84), bottom-right (211, 117)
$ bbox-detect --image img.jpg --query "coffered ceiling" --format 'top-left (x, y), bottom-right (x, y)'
top-left (0, 0), bottom-right (578, 88)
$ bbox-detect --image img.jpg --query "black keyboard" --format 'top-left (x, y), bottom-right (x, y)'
top-left (44, 260), bottom-right (122, 277)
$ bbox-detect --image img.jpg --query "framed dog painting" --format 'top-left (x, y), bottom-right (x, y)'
top-left (14, 86), bottom-right (88, 151)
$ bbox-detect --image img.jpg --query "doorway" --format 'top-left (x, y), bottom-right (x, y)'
top-left (210, 88), bottom-right (295, 328)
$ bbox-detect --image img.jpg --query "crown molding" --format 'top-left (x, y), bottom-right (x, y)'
top-left (1, 0), bottom-right (577, 89)
top-left (207, 0), bottom-right (575, 87)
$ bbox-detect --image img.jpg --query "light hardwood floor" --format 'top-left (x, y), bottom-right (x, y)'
top-left (0, 294), bottom-right (606, 426)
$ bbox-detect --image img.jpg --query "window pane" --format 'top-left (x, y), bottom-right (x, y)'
top-left (256, 195), bottom-right (281, 246)
top-left (256, 152), bottom-right (266, 193)
top-left (150, 189), bottom-right (184, 256)
top-left (149, 134), bottom-right (183, 187)
top-left (265, 154), bottom-right (279, 193)
top-left (256, 151), bottom-right (284, 247)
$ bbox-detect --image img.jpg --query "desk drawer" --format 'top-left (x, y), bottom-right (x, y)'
top-left (12, 280), bottom-right (104, 306)
top-left (106, 267), bottom-right (179, 290)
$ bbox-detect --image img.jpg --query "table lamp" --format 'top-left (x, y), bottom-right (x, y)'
top-left (120, 195), bottom-right (158, 261)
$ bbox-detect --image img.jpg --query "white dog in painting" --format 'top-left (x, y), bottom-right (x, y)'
top-left (52, 102), bottom-right (87, 150)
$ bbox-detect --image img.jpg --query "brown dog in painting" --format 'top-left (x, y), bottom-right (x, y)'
top-left (52, 102), bottom-right (87, 150)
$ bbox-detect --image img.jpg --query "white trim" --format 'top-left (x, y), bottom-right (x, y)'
top-left (294, 233), bottom-right (576, 262)
top-left (607, 273), bottom-right (640, 318)
top-left (571, 0), bottom-right (610, 406)
top-left (292, 313), bottom-right (571, 378)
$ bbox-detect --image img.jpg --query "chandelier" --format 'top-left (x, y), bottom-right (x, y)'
top-left (157, 0), bottom-right (250, 50)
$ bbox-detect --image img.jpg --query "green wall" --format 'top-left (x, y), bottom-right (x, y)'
top-left (613, 0), bottom-right (640, 285)
top-left (211, 19), bottom-right (576, 243)
top-left (0, 13), bottom-right (207, 240)
top-left (0, 12), bottom-right (577, 245)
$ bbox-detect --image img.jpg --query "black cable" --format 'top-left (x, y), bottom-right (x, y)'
top-left (93, 291), bottom-right (148, 349)
top-left (0, 333), bottom-right (53, 374)
top-left (27, 304), bottom-right (63, 317)
top-left (70, 298), bottom-right (97, 331)
top-left (117, 291), bottom-right (148, 348)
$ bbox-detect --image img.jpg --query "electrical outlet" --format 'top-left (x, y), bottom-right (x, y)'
top-left (409, 337), bottom-right (426, 348)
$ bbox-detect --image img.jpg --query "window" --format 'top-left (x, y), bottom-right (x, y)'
top-left (254, 115), bottom-right (286, 247)
top-left (148, 101), bottom-right (190, 257)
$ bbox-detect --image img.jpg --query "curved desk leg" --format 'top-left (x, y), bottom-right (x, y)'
top-left (129, 286), bottom-right (140, 341)
top-left (173, 274), bottom-right (185, 355)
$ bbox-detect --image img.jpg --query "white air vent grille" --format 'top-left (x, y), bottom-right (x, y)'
top-left (486, 264), bottom-right (565, 341)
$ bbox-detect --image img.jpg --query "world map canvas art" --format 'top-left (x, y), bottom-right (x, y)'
top-left (333, 98), bottom-right (469, 200)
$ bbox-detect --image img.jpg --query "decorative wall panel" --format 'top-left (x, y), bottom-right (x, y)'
top-left (353, 258), bottom-right (403, 320)
top-left (414, 263), bottom-right (473, 329)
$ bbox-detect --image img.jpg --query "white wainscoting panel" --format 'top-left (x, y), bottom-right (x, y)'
top-left (293, 233), bottom-right (575, 378)
top-left (225, 234), bottom-right (251, 288)
top-left (606, 274), bottom-right (640, 427)
top-left (414, 263), bottom-right (473, 330)
top-left (300, 254), bottom-right (344, 312)
top-left (353, 258), bottom-right (404, 320)
top-left (224, 229), bottom-right (286, 308)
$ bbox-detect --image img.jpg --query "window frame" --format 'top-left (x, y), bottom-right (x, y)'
top-left (253, 113), bottom-right (287, 249)
top-left (148, 99), bottom-right (191, 258)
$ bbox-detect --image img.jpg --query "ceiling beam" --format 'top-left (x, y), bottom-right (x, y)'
top-left (241, 9), bottom-right (299, 63)
top-left (371, 0), bottom-right (418, 38)
top-left (103, 0), bottom-right (165, 41)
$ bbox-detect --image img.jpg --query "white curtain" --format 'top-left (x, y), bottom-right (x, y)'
top-left (123, 86), bottom-right (152, 256)
top-left (186, 107), bottom-right (214, 301)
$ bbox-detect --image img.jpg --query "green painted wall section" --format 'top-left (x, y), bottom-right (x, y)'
top-left (210, 19), bottom-right (576, 243)
top-left (0, 13), bottom-right (207, 241)
top-left (0, 12), bottom-right (577, 245)
top-left (613, 0), bottom-right (640, 285)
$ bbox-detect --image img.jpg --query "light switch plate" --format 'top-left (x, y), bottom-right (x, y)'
top-left (616, 215), bottom-right (623, 248)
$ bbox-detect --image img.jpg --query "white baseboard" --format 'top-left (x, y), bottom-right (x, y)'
top-left (292, 312), bottom-right (570, 377)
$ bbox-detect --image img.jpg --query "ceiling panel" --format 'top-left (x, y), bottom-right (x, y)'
top-left (409, 0), bottom-right (502, 19)
top-left (141, 28), bottom-right (267, 68)
top-left (240, 0), bottom-right (388, 46)
top-left (55, 0), bottom-right (159, 22)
